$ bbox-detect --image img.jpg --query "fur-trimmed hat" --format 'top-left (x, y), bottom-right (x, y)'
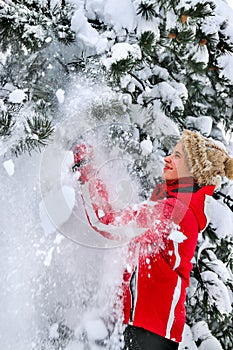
top-left (181, 129), bottom-right (233, 186)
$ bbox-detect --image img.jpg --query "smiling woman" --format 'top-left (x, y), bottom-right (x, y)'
top-left (163, 142), bottom-right (193, 181)
top-left (74, 129), bottom-right (233, 350)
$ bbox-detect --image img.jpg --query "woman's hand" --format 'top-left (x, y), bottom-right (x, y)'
top-left (72, 143), bottom-right (95, 184)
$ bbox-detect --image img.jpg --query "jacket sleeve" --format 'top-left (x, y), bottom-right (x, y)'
top-left (81, 177), bottom-right (171, 241)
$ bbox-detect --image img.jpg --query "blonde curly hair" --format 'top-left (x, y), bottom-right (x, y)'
top-left (181, 129), bottom-right (233, 186)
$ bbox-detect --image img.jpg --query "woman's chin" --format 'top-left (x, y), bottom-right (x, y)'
top-left (162, 170), bottom-right (170, 180)
top-left (162, 174), bottom-right (170, 181)
top-left (162, 172), bottom-right (177, 181)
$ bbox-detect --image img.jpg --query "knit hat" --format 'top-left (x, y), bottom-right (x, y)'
top-left (180, 129), bottom-right (233, 186)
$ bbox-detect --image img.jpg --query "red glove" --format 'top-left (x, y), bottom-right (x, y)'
top-left (72, 143), bottom-right (94, 183)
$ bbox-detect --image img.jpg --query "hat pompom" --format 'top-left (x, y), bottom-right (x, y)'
top-left (225, 157), bottom-right (233, 180)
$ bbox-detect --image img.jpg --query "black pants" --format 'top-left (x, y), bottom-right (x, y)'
top-left (123, 325), bottom-right (179, 350)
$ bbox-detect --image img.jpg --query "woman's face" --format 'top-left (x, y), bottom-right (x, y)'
top-left (162, 142), bottom-right (193, 181)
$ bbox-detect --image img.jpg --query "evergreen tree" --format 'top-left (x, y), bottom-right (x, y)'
top-left (101, 1), bottom-right (233, 130)
top-left (70, 2), bottom-right (233, 347)
top-left (0, 0), bottom-right (76, 156)
top-left (0, 1), bottom-right (233, 349)
top-left (58, 1), bottom-right (233, 348)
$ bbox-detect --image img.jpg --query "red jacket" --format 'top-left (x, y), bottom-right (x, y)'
top-left (81, 177), bottom-right (215, 343)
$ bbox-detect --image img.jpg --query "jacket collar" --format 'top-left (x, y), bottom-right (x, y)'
top-left (166, 177), bottom-right (200, 195)
top-left (150, 177), bottom-right (215, 231)
top-left (150, 177), bottom-right (198, 201)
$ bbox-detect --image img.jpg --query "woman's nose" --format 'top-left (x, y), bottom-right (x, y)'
top-left (164, 155), bottom-right (172, 163)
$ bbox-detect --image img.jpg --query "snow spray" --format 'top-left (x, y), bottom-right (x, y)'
top-left (1, 78), bottom-right (142, 349)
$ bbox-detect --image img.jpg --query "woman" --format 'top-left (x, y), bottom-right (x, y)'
top-left (73, 130), bottom-right (233, 350)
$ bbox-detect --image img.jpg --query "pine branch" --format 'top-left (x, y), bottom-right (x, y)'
top-left (213, 191), bottom-right (233, 212)
top-left (51, 3), bottom-right (76, 46)
top-left (217, 35), bottom-right (233, 54)
top-left (128, 72), bottom-right (146, 91)
top-left (0, 111), bottom-right (15, 136)
top-left (110, 57), bottom-right (136, 81)
top-left (167, 28), bottom-right (195, 44)
top-left (11, 114), bottom-right (54, 156)
top-left (138, 31), bottom-right (157, 60)
top-left (25, 115), bottom-right (54, 143)
top-left (137, 2), bottom-right (157, 21)
top-left (0, 1), bottom-right (76, 54)
top-left (195, 29), bottom-right (218, 51)
top-left (90, 97), bottom-right (133, 123)
top-left (180, 1), bottom-right (215, 19)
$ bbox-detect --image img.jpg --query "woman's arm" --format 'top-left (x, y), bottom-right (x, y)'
top-left (72, 144), bottom-right (173, 243)
top-left (81, 176), bottom-right (172, 243)
top-left (80, 177), bottom-right (148, 240)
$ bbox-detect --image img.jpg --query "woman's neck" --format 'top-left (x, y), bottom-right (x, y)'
top-left (166, 176), bottom-right (195, 186)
